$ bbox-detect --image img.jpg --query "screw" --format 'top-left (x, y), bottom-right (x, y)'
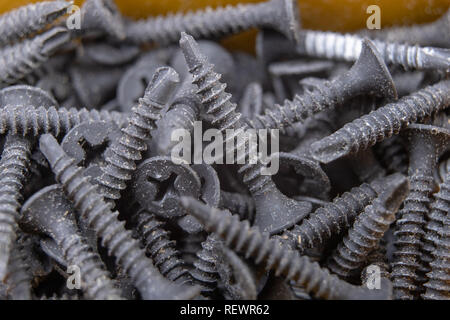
top-left (38, 133), bottom-right (200, 300)
top-left (0, 1), bottom-right (71, 46)
top-left (253, 38), bottom-right (397, 131)
top-left (126, 0), bottom-right (301, 45)
top-left (0, 104), bottom-right (126, 137)
top-left (180, 197), bottom-right (393, 300)
top-left (422, 171), bottom-right (450, 287)
top-left (326, 175), bottom-right (409, 281)
top-left (310, 80), bottom-right (450, 164)
top-left (0, 27), bottom-right (70, 85)
top-left (78, 0), bottom-right (125, 40)
top-left (277, 173), bottom-right (403, 252)
top-left (20, 184), bottom-right (123, 300)
top-left (422, 173), bottom-right (450, 300)
top-left (362, 9), bottom-right (450, 48)
top-left (79, 42), bottom-right (140, 67)
top-left (134, 209), bottom-right (193, 284)
top-left (239, 82), bottom-right (263, 121)
top-left (392, 124), bottom-right (450, 300)
top-left (297, 30), bottom-right (450, 70)
top-left (180, 32), bottom-right (312, 234)
top-left (219, 191), bottom-right (255, 222)
top-left (96, 67), bottom-right (180, 202)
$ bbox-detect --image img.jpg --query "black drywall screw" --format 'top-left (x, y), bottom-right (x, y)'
top-left (310, 80), bottom-right (450, 164)
top-left (277, 174), bottom-right (403, 252)
top-left (252, 39), bottom-right (397, 131)
top-left (362, 9), bottom-right (450, 48)
top-left (0, 27), bottom-right (70, 85)
top-left (190, 235), bottom-right (221, 295)
top-left (422, 173), bottom-right (450, 300)
top-left (38, 134), bottom-right (200, 300)
top-left (421, 171), bottom-right (450, 286)
top-left (134, 210), bottom-right (192, 284)
top-left (0, 135), bottom-right (32, 281)
top-left (326, 175), bottom-right (409, 281)
top-left (78, 0), bottom-right (125, 40)
top-left (20, 184), bottom-right (123, 300)
top-left (181, 197), bottom-right (393, 300)
top-left (2, 232), bottom-right (32, 300)
top-left (126, 0), bottom-right (301, 45)
top-left (297, 30), bottom-right (450, 70)
top-left (96, 67), bottom-right (179, 202)
top-left (180, 32), bottom-right (312, 235)
top-left (392, 124), bottom-right (450, 300)
top-left (0, 104), bottom-right (126, 137)
top-left (0, 0), bottom-right (71, 46)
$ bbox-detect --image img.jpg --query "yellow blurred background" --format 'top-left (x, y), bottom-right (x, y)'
top-left (1, 0), bottom-right (449, 52)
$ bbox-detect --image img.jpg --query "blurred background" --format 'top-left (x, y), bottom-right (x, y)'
top-left (1, 0), bottom-right (449, 52)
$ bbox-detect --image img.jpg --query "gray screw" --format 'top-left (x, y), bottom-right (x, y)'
top-left (277, 174), bottom-right (403, 252)
top-left (96, 67), bottom-right (179, 202)
top-left (126, 0), bottom-right (301, 45)
top-left (297, 29), bottom-right (450, 70)
top-left (181, 197), bottom-right (393, 300)
top-left (38, 134), bottom-right (200, 300)
top-left (422, 171), bottom-right (450, 300)
top-left (134, 209), bottom-right (192, 284)
top-left (310, 80), bottom-right (450, 164)
top-left (239, 82), bottom-right (263, 121)
top-left (361, 9), bottom-right (450, 48)
top-left (0, 27), bottom-right (70, 85)
top-left (253, 38), bottom-right (397, 131)
top-left (0, 135), bottom-right (32, 281)
top-left (0, 104), bottom-right (126, 137)
top-left (392, 124), bottom-right (450, 300)
top-left (20, 184), bottom-right (123, 300)
top-left (180, 32), bottom-right (312, 235)
top-left (0, 1), bottom-right (71, 46)
top-left (327, 175), bottom-right (409, 281)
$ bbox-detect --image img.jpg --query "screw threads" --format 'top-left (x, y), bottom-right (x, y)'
top-left (59, 233), bottom-right (122, 300)
top-left (311, 80), bottom-right (450, 164)
top-left (135, 211), bottom-right (192, 284)
top-left (97, 67), bottom-right (179, 201)
top-left (39, 134), bottom-right (199, 300)
top-left (302, 31), bottom-right (448, 70)
top-left (0, 135), bottom-right (32, 281)
top-left (0, 27), bottom-right (69, 85)
top-left (0, 1), bottom-right (71, 46)
top-left (0, 105), bottom-right (126, 137)
top-left (182, 33), bottom-right (273, 196)
top-left (182, 198), bottom-right (392, 300)
top-left (327, 197), bottom-right (399, 281)
top-left (280, 182), bottom-right (378, 251)
top-left (422, 211), bottom-right (450, 300)
top-left (191, 235), bottom-right (221, 294)
top-left (392, 174), bottom-right (434, 299)
top-left (220, 191), bottom-right (255, 222)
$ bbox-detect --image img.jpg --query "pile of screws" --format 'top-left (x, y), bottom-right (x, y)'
top-left (0, 0), bottom-right (448, 300)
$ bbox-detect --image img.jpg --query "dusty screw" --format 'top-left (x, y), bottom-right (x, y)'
top-left (362, 9), bottom-right (450, 48)
top-left (126, 0), bottom-right (301, 45)
top-left (96, 67), bottom-right (179, 202)
top-left (310, 80), bottom-right (450, 164)
top-left (392, 124), bottom-right (450, 300)
top-left (253, 39), bottom-right (397, 131)
top-left (0, 135), bottom-right (32, 281)
top-left (20, 184), bottom-right (123, 300)
top-left (297, 30), bottom-right (450, 70)
top-left (134, 209), bottom-right (192, 284)
top-left (0, 27), bottom-right (70, 85)
top-left (0, 105), bottom-right (126, 137)
top-left (180, 32), bottom-right (312, 234)
top-left (38, 134), bottom-right (200, 300)
top-left (326, 175), bottom-right (409, 281)
top-left (0, 1), bottom-right (71, 46)
top-left (181, 197), bottom-right (393, 300)
top-left (277, 174), bottom-right (403, 252)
